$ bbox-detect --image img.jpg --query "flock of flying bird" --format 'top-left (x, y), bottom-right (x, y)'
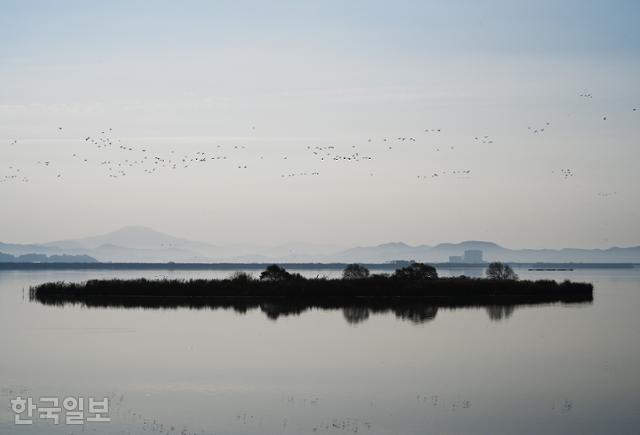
top-left (1, 93), bottom-right (638, 193)
top-left (0, 125), bottom-right (464, 184)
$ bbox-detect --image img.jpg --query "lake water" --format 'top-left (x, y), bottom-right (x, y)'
top-left (1, 268), bottom-right (639, 434)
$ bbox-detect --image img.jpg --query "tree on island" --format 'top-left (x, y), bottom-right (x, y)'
top-left (260, 264), bottom-right (292, 281)
top-left (485, 262), bottom-right (519, 280)
top-left (230, 271), bottom-right (254, 282)
top-left (342, 263), bottom-right (370, 280)
top-left (393, 262), bottom-right (438, 280)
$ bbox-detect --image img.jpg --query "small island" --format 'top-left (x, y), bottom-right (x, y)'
top-left (30, 262), bottom-right (593, 311)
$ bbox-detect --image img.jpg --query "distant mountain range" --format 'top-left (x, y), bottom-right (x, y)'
top-left (0, 252), bottom-right (97, 263)
top-left (1, 226), bottom-right (639, 263)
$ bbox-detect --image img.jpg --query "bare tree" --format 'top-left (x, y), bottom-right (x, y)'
top-left (485, 262), bottom-right (519, 280)
top-left (342, 263), bottom-right (370, 279)
top-left (260, 264), bottom-right (291, 281)
top-left (393, 262), bottom-right (438, 280)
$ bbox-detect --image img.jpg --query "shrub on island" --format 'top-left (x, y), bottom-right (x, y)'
top-left (485, 262), bottom-right (519, 280)
top-left (342, 264), bottom-right (370, 280)
top-left (393, 262), bottom-right (438, 280)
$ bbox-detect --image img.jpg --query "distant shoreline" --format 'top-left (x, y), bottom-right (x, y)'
top-left (1, 261), bottom-right (636, 271)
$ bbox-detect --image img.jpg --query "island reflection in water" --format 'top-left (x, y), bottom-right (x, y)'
top-left (30, 297), bottom-right (592, 324)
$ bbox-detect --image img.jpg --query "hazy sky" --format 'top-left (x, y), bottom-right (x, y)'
top-left (1, 0), bottom-right (639, 248)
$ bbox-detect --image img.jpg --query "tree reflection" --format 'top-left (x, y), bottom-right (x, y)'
top-left (30, 295), bottom-right (594, 324)
top-left (485, 305), bottom-right (516, 321)
top-left (343, 307), bottom-right (370, 324)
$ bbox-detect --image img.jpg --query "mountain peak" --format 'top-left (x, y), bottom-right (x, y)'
top-left (434, 240), bottom-right (504, 250)
top-left (106, 226), bottom-right (171, 238)
top-left (54, 226), bottom-right (187, 250)
top-left (377, 242), bottom-right (412, 249)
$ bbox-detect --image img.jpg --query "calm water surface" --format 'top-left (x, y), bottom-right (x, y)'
top-left (1, 268), bottom-right (639, 434)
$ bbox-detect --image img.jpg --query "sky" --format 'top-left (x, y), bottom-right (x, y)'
top-left (1, 0), bottom-right (639, 248)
